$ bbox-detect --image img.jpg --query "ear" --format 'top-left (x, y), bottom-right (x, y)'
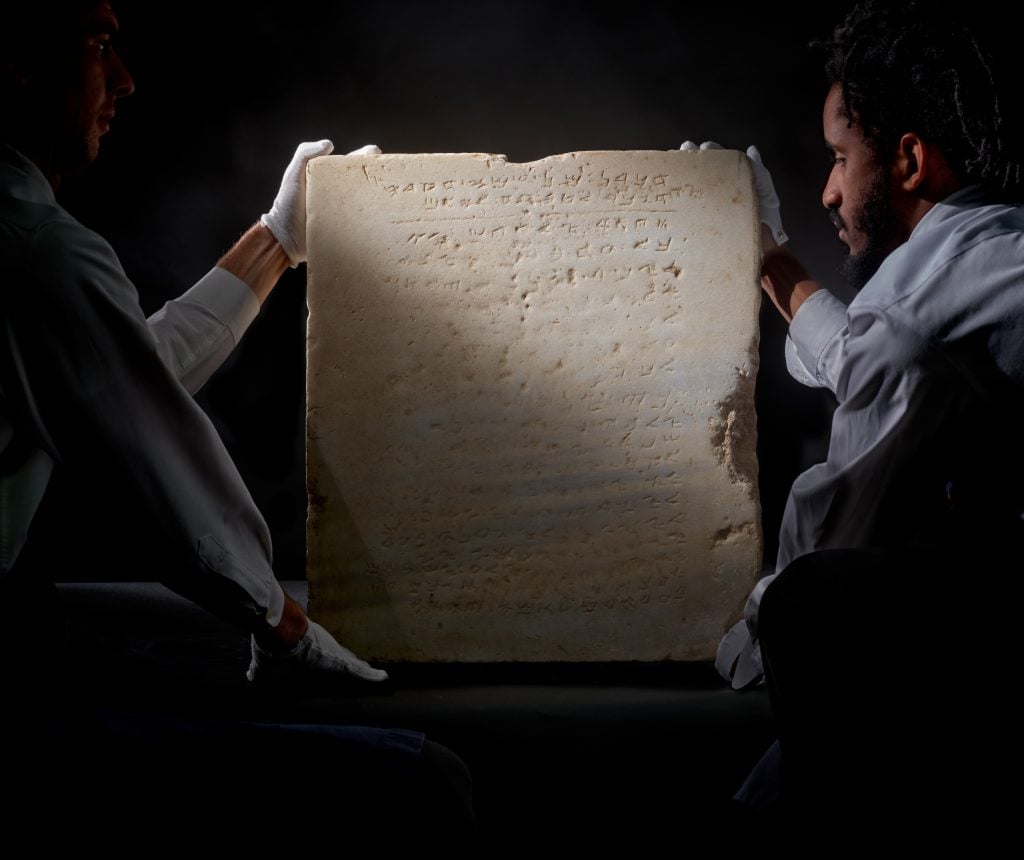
top-left (893, 132), bottom-right (927, 192)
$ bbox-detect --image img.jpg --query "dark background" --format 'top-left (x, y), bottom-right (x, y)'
top-left (59, 0), bottom-right (852, 579)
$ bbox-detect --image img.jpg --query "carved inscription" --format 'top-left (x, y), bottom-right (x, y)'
top-left (306, 150), bottom-right (761, 661)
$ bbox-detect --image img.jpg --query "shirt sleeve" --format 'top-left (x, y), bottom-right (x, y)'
top-left (724, 305), bottom-right (975, 686)
top-left (777, 306), bottom-right (968, 570)
top-left (785, 289), bottom-right (849, 393)
top-left (147, 267), bottom-right (260, 395)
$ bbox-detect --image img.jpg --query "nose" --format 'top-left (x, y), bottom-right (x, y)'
top-left (109, 49), bottom-right (135, 99)
top-left (822, 165), bottom-right (841, 211)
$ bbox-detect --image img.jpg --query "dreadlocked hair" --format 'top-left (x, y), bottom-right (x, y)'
top-left (818, 1), bottom-right (1024, 201)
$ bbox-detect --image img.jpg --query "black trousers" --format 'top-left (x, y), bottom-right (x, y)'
top-left (758, 547), bottom-right (1014, 837)
top-left (0, 552), bottom-right (476, 850)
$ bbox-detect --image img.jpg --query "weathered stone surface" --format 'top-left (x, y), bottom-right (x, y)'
top-left (306, 150), bottom-right (761, 662)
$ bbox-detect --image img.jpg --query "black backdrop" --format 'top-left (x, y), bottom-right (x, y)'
top-left (57, 1), bottom-right (852, 579)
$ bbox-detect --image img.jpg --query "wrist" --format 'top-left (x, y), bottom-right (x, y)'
top-left (761, 245), bottom-right (820, 323)
top-left (218, 222), bottom-right (291, 305)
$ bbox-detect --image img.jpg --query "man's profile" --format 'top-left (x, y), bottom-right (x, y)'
top-left (0, 2), bottom-right (482, 843)
top-left (1, 1), bottom-right (390, 687)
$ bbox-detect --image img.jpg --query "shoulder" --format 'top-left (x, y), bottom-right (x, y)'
top-left (852, 201), bottom-right (1024, 333)
top-left (0, 193), bottom-right (61, 275)
top-left (839, 201), bottom-right (1024, 396)
top-left (2, 204), bottom-right (137, 314)
top-left (30, 215), bottom-right (127, 285)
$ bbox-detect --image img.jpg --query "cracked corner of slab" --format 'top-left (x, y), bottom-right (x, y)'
top-left (709, 338), bottom-right (760, 500)
top-left (711, 521), bottom-right (760, 548)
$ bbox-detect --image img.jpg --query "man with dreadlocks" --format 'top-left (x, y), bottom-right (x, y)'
top-left (712, 0), bottom-right (1023, 830)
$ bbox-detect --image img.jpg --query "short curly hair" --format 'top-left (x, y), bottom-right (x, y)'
top-left (818, 1), bottom-right (1023, 200)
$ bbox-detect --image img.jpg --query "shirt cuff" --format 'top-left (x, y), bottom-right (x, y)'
top-left (787, 289), bottom-right (848, 388)
top-left (179, 267), bottom-right (261, 345)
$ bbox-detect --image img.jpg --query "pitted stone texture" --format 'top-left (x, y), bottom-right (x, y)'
top-left (306, 150), bottom-right (761, 662)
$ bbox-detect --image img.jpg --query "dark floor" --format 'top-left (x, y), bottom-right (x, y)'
top-left (16, 582), bottom-right (777, 849)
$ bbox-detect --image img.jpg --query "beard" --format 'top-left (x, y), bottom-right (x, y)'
top-left (834, 165), bottom-right (900, 291)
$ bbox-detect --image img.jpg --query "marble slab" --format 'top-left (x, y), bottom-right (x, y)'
top-left (305, 149), bottom-right (761, 661)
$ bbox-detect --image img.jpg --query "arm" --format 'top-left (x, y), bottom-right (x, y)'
top-left (760, 237), bottom-right (820, 324)
top-left (1, 219), bottom-right (279, 628)
top-left (777, 308), bottom-right (967, 567)
top-left (745, 144), bottom-right (824, 323)
top-left (748, 146), bottom-right (854, 391)
top-left (146, 140), bottom-right (342, 393)
top-left (2, 217), bottom-right (386, 682)
top-left (720, 305), bottom-right (967, 687)
top-left (218, 220), bottom-right (290, 304)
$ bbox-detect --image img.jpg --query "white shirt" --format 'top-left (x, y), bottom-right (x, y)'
top-left (0, 143), bottom-right (281, 623)
top-left (719, 187), bottom-right (1024, 687)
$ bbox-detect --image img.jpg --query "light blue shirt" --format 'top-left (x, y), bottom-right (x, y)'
top-left (720, 186), bottom-right (1024, 687)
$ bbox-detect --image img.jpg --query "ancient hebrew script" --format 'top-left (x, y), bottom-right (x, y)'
top-left (306, 150), bottom-right (760, 661)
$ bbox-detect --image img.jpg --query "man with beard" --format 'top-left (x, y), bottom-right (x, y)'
top-left (711, 0), bottom-right (1024, 832)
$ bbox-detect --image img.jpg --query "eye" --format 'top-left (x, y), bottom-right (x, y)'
top-left (91, 35), bottom-right (113, 58)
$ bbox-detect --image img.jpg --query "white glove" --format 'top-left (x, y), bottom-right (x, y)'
top-left (715, 618), bottom-right (764, 691)
top-left (679, 139), bottom-right (723, 151)
top-left (246, 620), bottom-right (389, 685)
top-left (679, 141), bottom-right (788, 246)
top-left (746, 144), bottom-right (788, 246)
top-left (261, 140), bottom-right (382, 266)
top-left (345, 144), bottom-right (382, 157)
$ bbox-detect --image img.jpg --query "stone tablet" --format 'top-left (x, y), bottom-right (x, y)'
top-left (306, 150), bottom-right (760, 662)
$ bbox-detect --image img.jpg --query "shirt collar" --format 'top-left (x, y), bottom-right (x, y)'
top-left (908, 184), bottom-right (992, 241)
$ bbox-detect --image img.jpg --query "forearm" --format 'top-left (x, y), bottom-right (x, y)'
top-left (217, 221), bottom-right (291, 305)
top-left (760, 226), bottom-right (821, 323)
top-left (148, 268), bottom-right (260, 394)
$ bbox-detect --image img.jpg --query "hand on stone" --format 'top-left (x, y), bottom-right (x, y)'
top-left (260, 140), bottom-right (332, 267)
top-left (746, 145), bottom-right (788, 249)
top-left (345, 144), bottom-right (382, 156)
top-left (679, 140), bottom-right (723, 151)
top-left (261, 141), bottom-right (382, 267)
top-left (247, 620), bottom-right (389, 686)
top-left (716, 619), bottom-right (763, 690)
top-left (679, 142), bottom-right (788, 250)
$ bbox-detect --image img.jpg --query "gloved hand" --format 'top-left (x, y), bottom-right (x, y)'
top-left (246, 620), bottom-right (389, 685)
top-left (679, 140), bottom-right (788, 247)
top-left (261, 140), bottom-right (382, 267)
top-left (679, 140), bottom-right (714, 151)
top-left (715, 618), bottom-right (763, 690)
top-left (746, 145), bottom-right (788, 247)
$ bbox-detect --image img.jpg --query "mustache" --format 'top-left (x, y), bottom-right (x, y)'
top-left (829, 207), bottom-right (846, 232)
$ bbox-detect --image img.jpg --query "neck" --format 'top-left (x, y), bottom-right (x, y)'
top-left (899, 196), bottom-right (939, 238)
top-left (900, 161), bottom-right (963, 236)
top-left (894, 181), bottom-right (964, 245)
